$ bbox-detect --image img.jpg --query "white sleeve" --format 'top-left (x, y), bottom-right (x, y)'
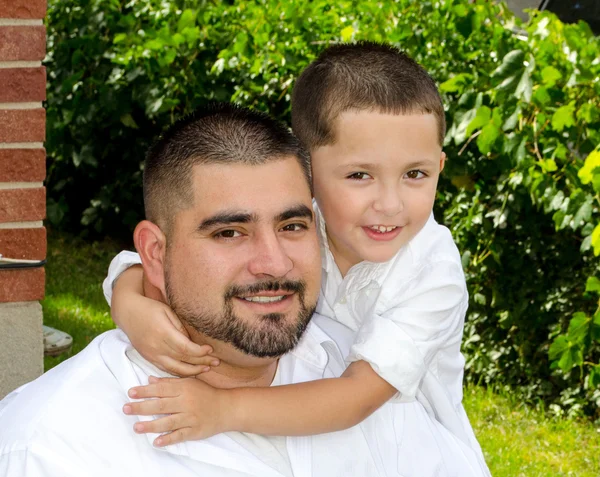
top-left (347, 260), bottom-right (467, 401)
top-left (102, 251), bottom-right (142, 306)
top-left (0, 448), bottom-right (90, 477)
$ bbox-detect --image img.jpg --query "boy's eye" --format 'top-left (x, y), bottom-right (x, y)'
top-left (281, 223), bottom-right (308, 232)
top-left (405, 170), bottom-right (426, 180)
top-left (347, 172), bottom-right (372, 180)
top-left (214, 230), bottom-right (242, 239)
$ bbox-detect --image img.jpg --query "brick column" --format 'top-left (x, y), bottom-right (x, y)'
top-left (0, 0), bottom-right (47, 399)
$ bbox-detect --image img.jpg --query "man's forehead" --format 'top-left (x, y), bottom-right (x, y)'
top-left (190, 159), bottom-right (312, 219)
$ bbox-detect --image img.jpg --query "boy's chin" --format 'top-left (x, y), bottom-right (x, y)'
top-left (358, 245), bottom-right (401, 264)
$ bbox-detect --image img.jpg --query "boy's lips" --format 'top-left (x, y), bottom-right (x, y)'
top-left (362, 225), bottom-right (403, 242)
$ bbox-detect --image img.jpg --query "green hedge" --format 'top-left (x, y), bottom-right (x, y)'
top-left (45, 0), bottom-right (600, 416)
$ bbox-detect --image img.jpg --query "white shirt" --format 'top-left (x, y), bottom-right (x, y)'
top-left (99, 205), bottom-right (490, 476)
top-left (314, 204), bottom-right (488, 474)
top-left (0, 317), bottom-right (486, 477)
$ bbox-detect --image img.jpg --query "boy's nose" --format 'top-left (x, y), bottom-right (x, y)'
top-left (373, 188), bottom-right (403, 217)
top-left (247, 232), bottom-right (294, 278)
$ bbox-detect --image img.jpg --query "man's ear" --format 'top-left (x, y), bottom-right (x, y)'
top-left (133, 220), bottom-right (167, 299)
top-left (439, 151), bottom-right (447, 173)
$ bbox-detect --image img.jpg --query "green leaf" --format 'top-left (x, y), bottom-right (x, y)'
top-left (341, 26), bottom-right (354, 42)
top-left (440, 74), bottom-right (473, 94)
top-left (453, 108), bottom-right (477, 145)
top-left (120, 114), bottom-right (138, 129)
top-left (578, 150), bottom-right (600, 185)
top-left (177, 9), bottom-right (196, 33)
top-left (514, 70), bottom-right (532, 102)
top-left (532, 86), bottom-right (551, 106)
top-left (566, 312), bottom-right (590, 342)
top-left (573, 198), bottom-right (593, 228)
top-left (476, 123), bottom-right (501, 155)
top-left (541, 66), bottom-right (561, 87)
top-left (551, 102), bottom-right (576, 132)
top-left (466, 106), bottom-right (491, 136)
top-left (591, 223), bottom-right (600, 256)
top-left (589, 365), bottom-right (600, 388)
top-left (585, 277), bottom-right (600, 293)
top-left (549, 335), bottom-right (569, 360)
top-left (492, 49), bottom-right (525, 79)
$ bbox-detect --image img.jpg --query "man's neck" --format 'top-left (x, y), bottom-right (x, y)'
top-left (186, 325), bottom-right (280, 389)
top-left (143, 275), bottom-right (278, 389)
top-left (197, 357), bottom-right (279, 389)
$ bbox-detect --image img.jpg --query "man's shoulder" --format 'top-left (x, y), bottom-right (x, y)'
top-left (0, 330), bottom-right (130, 446)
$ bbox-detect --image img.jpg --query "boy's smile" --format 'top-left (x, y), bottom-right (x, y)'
top-left (311, 110), bottom-right (445, 276)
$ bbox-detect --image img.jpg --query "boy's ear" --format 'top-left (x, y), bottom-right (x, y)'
top-left (133, 220), bottom-right (167, 299)
top-left (439, 152), bottom-right (447, 173)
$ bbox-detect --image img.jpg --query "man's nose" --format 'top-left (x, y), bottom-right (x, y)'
top-left (247, 231), bottom-right (294, 278)
top-left (372, 184), bottom-right (403, 217)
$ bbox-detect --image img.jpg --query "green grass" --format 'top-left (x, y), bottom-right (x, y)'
top-left (42, 231), bottom-right (600, 476)
top-left (42, 231), bottom-right (124, 369)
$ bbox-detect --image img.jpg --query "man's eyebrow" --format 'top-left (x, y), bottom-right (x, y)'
top-left (197, 211), bottom-right (258, 231)
top-left (275, 204), bottom-right (314, 223)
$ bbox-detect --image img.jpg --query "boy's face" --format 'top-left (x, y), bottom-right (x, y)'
top-left (311, 111), bottom-right (445, 275)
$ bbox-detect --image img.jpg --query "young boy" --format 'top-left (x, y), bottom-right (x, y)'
top-left (104, 42), bottom-right (489, 474)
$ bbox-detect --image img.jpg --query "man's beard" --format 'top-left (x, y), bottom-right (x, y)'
top-left (165, 274), bottom-right (316, 358)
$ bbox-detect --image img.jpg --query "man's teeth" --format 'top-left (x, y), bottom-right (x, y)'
top-left (242, 295), bottom-right (286, 303)
top-left (369, 225), bottom-right (397, 233)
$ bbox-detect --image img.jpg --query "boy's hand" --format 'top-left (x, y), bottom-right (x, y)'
top-left (127, 300), bottom-right (219, 376)
top-left (123, 376), bottom-right (235, 446)
top-left (112, 267), bottom-right (219, 377)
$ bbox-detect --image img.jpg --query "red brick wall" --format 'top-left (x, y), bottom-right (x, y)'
top-left (0, 0), bottom-right (47, 303)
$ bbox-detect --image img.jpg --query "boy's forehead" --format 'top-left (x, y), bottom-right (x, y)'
top-left (314, 110), bottom-right (441, 153)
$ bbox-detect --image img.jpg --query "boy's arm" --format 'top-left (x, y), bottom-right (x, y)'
top-left (231, 360), bottom-right (397, 435)
top-left (127, 360), bottom-right (397, 444)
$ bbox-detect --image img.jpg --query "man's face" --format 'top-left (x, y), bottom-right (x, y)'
top-left (163, 158), bottom-right (321, 358)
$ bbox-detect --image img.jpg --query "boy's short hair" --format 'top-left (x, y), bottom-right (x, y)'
top-left (291, 41), bottom-right (445, 150)
top-left (144, 102), bottom-right (311, 235)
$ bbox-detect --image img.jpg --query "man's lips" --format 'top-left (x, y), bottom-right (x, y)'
top-left (234, 292), bottom-right (295, 311)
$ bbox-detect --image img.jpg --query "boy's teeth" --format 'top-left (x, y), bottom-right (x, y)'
top-left (369, 225), bottom-right (397, 233)
top-left (243, 295), bottom-right (286, 303)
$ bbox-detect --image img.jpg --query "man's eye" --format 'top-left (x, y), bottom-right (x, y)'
top-left (405, 170), bottom-right (426, 180)
top-left (214, 230), bottom-right (242, 239)
top-left (282, 223), bottom-right (308, 232)
top-left (347, 172), bottom-right (372, 180)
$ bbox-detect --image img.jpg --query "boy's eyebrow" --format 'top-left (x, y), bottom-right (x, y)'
top-left (275, 204), bottom-right (314, 223)
top-left (403, 159), bottom-right (437, 169)
top-left (197, 211), bottom-right (258, 231)
top-left (336, 162), bottom-right (381, 172)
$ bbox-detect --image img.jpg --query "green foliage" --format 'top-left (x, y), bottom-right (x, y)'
top-left (46, 0), bottom-right (600, 414)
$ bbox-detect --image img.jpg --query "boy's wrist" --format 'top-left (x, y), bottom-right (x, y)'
top-left (222, 387), bottom-right (248, 433)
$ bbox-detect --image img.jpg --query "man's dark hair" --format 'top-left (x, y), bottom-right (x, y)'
top-left (144, 103), bottom-right (311, 233)
top-left (291, 41), bottom-right (446, 150)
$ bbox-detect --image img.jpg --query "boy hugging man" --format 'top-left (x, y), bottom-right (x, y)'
top-left (106, 42), bottom-right (490, 476)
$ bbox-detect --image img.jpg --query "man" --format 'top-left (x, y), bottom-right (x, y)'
top-left (0, 103), bottom-right (483, 476)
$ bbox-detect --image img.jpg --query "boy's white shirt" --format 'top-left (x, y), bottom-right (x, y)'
top-left (313, 203), bottom-right (479, 447)
top-left (0, 319), bottom-right (487, 477)
top-left (100, 204), bottom-right (490, 475)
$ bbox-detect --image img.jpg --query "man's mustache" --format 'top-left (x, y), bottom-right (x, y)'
top-left (225, 280), bottom-right (306, 299)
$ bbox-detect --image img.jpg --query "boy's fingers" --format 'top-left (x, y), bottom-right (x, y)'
top-left (161, 357), bottom-right (211, 377)
top-left (133, 414), bottom-right (187, 435)
top-left (124, 396), bottom-right (177, 416)
top-left (154, 428), bottom-right (193, 447)
top-left (166, 332), bottom-right (213, 360)
top-left (128, 381), bottom-right (179, 399)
